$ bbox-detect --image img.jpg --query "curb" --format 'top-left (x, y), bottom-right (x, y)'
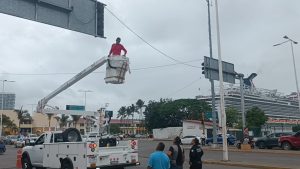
top-left (201, 147), bottom-right (300, 156)
top-left (203, 160), bottom-right (292, 169)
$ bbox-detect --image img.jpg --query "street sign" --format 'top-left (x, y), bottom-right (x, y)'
top-left (66, 105), bottom-right (85, 111)
top-left (202, 56), bottom-right (236, 84)
top-left (0, 0), bottom-right (105, 37)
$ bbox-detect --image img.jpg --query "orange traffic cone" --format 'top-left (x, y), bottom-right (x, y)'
top-left (16, 149), bottom-right (22, 169)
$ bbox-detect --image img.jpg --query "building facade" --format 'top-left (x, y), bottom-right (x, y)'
top-left (0, 93), bottom-right (16, 110)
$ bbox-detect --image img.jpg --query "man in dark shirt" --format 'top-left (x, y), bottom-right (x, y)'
top-left (189, 138), bottom-right (204, 169)
top-left (108, 37), bottom-right (127, 57)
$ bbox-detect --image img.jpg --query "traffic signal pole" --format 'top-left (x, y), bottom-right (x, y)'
top-left (206, 0), bottom-right (218, 146)
top-left (214, 0), bottom-right (228, 161)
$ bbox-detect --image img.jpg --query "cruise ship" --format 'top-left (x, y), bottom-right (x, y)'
top-left (197, 73), bottom-right (300, 132)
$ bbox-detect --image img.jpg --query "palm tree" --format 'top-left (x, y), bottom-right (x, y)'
top-left (117, 106), bottom-right (127, 128)
top-left (127, 104), bottom-right (135, 134)
top-left (60, 114), bottom-right (69, 128)
top-left (71, 115), bottom-right (81, 128)
top-left (136, 99), bottom-right (145, 134)
top-left (14, 107), bottom-right (28, 132)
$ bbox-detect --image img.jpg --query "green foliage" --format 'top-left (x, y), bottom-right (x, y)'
top-left (110, 124), bottom-right (121, 134)
top-left (292, 125), bottom-right (300, 132)
top-left (0, 114), bottom-right (18, 135)
top-left (60, 114), bottom-right (69, 128)
top-left (246, 107), bottom-right (267, 136)
top-left (144, 98), bottom-right (211, 131)
top-left (71, 115), bottom-right (81, 128)
top-left (225, 107), bottom-right (239, 128)
top-left (14, 108), bottom-right (29, 129)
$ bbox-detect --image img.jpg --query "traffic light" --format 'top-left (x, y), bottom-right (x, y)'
top-left (201, 57), bottom-right (208, 78)
top-left (202, 62), bottom-right (206, 75)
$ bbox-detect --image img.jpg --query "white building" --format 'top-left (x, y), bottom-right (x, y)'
top-left (183, 120), bottom-right (218, 138)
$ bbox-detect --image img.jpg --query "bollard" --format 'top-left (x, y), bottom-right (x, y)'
top-left (16, 149), bottom-right (22, 169)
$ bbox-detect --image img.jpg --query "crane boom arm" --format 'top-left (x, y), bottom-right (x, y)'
top-left (37, 56), bottom-right (108, 112)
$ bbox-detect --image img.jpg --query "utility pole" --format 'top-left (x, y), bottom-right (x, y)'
top-left (214, 0), bottom-right (228, 161)
top-left (206, 0), bottom-right (218, 146)
top-left (238, 74), bottom-right (246, 137)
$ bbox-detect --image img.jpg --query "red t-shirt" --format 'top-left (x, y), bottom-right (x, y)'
top-left (109, 43), bottom-right (127, 56)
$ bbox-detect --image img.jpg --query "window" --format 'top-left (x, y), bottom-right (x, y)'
top-left (80, 123), bottom-right (84, 127)
top-left (50, 133), bottom-right (64, 143)
top-left (36, 134), bottom-right (45, 145)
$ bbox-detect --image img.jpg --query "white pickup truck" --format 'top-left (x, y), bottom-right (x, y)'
top-left (21, 128), bottom-right (139, 169)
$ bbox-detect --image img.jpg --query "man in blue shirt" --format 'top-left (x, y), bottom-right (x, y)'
top-left (147, 142), bottom-right (170, 169)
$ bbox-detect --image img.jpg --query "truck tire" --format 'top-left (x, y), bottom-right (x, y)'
top-left (61, 158), bottom-right (74, 169)
top-left (62, 128), bottom-right (82, 142)
top-left (282, 142), bottom-right (292, 150)
top-left (21, 155), bottom-right (33, 169)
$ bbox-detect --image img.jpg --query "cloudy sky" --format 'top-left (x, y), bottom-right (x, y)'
top-left (0, 0), bottom-right (300, 115)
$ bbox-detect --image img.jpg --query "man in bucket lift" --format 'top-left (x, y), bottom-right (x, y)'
top-left (108, 37), bottom-right (127, 57)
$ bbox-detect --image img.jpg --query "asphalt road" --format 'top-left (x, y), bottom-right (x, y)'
top-left (0, 140), bottom-right (299, 169)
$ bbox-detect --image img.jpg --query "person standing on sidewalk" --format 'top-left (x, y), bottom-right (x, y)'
top-left (200, 133), bottom-right (206, 146)
top-left (167, 136), bottom-right (185, 169)
top-left (189, 138), bottom-right (204, 169)
top-left (147, 142), bottom-right (170, 169)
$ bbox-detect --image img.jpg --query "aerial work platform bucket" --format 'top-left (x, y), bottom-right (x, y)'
top-left (105, 56), bottom-right (130, 84)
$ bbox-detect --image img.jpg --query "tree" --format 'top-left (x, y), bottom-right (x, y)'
top-left (14, 108), bottom-right (28, 131)
top-left (292, 125), bottom-right (300, 132)
top-left (110, 124), bottom-right (121, 134)
top-left (117, 106), bottom-right (127, 127)
top-left (127, 104), bottom-right (135, 134)
top-left (144, 98), bottom-right (211, 131)
top-left (136, 99), bottom-right (145, 134)
top-left (60, 114), bottom-right (69, 128)
top-left (0, 114), bottom-right (18, 134)
top-left (71, 115), bottom-right (81, 128)
top-left (246, 107), bottom-right (268, 136)
top-left (226, 107), bottom-right (239, 128)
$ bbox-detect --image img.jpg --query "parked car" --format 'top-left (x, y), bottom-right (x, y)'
top-left (279, 131), bottom-right (300, 150)
top-left (0, 139), bottom-right (6, 154)
top-left (6, 135), bottom-right (18, 145)
top-left (206, 134), bottom-right (236, 145)
top-left (255, 132), bottom-right (294, 149)
top-left (15, 138), bottom-right (25, 148)
top-left (181, 135), bottom-right (201, 144)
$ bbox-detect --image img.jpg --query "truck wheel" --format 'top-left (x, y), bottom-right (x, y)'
top-left (61, 159), bottom-right (74, 169)
top-left (62, 128), bottom-right (82, 142)
top-left (21, 156), bottom-right (33, 169)
top-left (258, 142), bottom-right (265, 149)
top-left (282, 142), bottom-right (292, 150)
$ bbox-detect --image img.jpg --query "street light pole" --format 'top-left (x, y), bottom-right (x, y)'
top-left (79, 89), bottom-right (92, 134)
top-left (0, 80), bottom-right (15, 137)
top-left (274, 36), bottom-right (300, 115)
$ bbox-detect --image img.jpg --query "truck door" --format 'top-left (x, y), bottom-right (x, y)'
top-left (294, 132), bottom-right (300, 147)
top-left (31, 134), bottom-right (45, 165)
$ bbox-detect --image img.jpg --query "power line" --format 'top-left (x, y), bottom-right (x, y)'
top-left (105, 7), bottom-right (201, 69)
top-left (167, 77), bottom-right (201, 97)
top-left (0, 59), bottom-right (202, 76)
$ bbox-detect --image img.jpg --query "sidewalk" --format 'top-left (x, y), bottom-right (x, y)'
top-left (185, 145), bottom-right (300, 169)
